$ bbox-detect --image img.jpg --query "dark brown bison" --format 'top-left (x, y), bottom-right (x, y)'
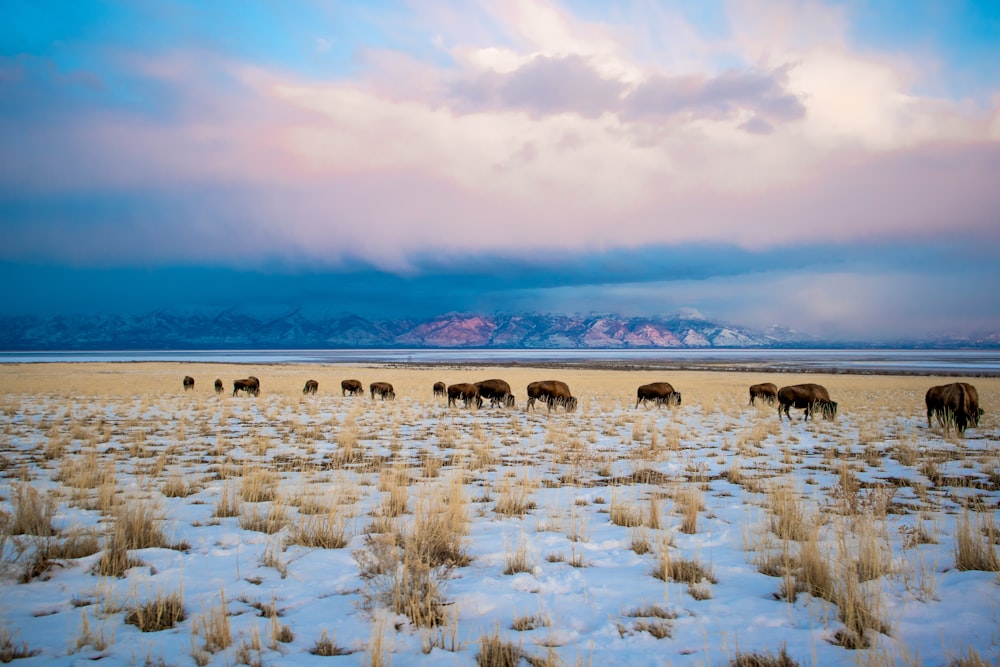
top-left (635, 382), bottom-right (681, 408)
top-left (183, 376), bottom-right (194, 391)
top-left (925, 384), bottom-right (951, 428)
top-left (341, 379), bottom-right (363, 397)
top-left (214, 378), bottom-right (224, 394)
top-left (303, 379), bottom-right (319, 395)
top-left (475, 379), bottom-right (514, 408)
top-left (928, 382), bottom-right (982, 435)
top-left (777, 383), bottom-right (837, 421)
top-left (433, 381), bottom-right (446, 397)
top-left (370, 382), bottom-right (395, 400)
top-left (526, 380), bottom-right (576, 412)
top-left (233, 376), bottom-right (260, 397)
top-left (447, 383), bottom-right (480, 408)
top-left (749, 383), bottom-right (778, 406)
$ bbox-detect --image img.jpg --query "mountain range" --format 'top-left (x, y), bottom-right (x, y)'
top-left (1, 310), bottom-right (996, 350)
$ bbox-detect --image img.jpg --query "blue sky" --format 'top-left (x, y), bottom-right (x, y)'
top-left (2, 0), bottom-right (999, 340)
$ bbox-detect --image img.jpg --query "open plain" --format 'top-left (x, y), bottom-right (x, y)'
top-left (0, 363), bottom-right (998, 666)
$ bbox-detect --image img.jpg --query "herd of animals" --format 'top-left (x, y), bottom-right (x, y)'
top-left (179, 375), bottom-right (985, 435)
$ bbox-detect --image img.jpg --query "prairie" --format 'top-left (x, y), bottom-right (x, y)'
top-left (0, 363), bottom-right (997, 666)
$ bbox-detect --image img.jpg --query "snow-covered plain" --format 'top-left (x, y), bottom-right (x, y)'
top-left (0, 364), bottom-right (997, 667)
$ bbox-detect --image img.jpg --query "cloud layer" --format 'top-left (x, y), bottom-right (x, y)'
top-left (1, 0), bottom-right (999, 338)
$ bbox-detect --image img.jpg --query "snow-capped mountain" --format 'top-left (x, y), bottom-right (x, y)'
top-left (1, 310), bottom-right (993, 350)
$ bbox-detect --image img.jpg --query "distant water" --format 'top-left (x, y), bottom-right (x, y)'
top-left (1, 348), bottom-right (999, 375)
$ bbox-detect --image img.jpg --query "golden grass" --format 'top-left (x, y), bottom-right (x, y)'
top-left (0, 363), bottom-right (997, 664)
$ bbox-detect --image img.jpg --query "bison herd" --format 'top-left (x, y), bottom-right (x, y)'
top-left (181, 375), bottom-right (985, 435)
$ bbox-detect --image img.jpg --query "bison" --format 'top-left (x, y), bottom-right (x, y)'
top-left (636, 382), bottom-right (681, 408)
top-left (526, 380), bottom-right (576, 412)
top-left (233, 376), bottom-right (260, 397)
top-left (303, 379), bottom-right (319, 395)
top-left (433, 381), bottom-right (446, 397)
top-left (214, 378), bottom-right (224, 394)
top-left (749, 383), bottom-right (778, 406)
top-left (475, 379), bottom-right (514, 408)
top-left (370, 382), bottom-right (395, 401)
top-left (447, 383), bottom-right (480, 408)
top-left (777, 383), bottom-right (837, 421)
top-left (183, 376), bottom-right (194, 391)
top-left (928, 382), bottom-right (982, 435)
top-left (341, 379), bottom-right (364, 397)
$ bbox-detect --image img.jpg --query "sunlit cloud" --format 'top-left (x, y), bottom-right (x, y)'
top-left (1, 0), bottom-right (998, 338)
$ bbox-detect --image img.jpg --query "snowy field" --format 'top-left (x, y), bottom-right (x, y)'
top-left (0, 363), bottom-right (997, 667)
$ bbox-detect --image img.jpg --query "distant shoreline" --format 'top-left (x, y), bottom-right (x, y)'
top-left (2, 348), bottom-right (999, 377)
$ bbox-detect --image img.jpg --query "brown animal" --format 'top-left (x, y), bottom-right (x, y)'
top-left (636, 382), bottom-right (681, 408)
top-left (303, 379), bottom-right (319, 395)
top-left (233, 376), bottom-right (260, 397)
top-left (777, 383), bottom-right (837, 421)
top-left (749, 383), bottom-right (778, 406)
top-left (447, 383), bottom-right (480, 408)
top-left (370, 382), bottom-right (395, 400)
top-left (214, 378), bottom-right (224, 394)
top-left (929, 382), bottom-right (982, 435)
top-left (433, 381), bottom-right (446, 397)
top-left (183, 376), bottom-right (194, 391)
top-left (526, 380), bottom-right (575, 412)
top-left (475, 379), bottom-right (514, 408)
top-left (341, 379), bottom-right (363, 397)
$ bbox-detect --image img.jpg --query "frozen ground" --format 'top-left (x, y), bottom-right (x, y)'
top-left (0, 364), bottom-right (997, 666)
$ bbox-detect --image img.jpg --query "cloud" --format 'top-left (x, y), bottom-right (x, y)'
top-left (0, 0), bottom-right (998, 273)
top-left (449, 52), bottom-right (806, 131)
top-left (5, 239), bottom-right (999, 340)
top-left (622, 66), bottom-right (805, 124)
top-left (451, 53), bottom-right (626, 117)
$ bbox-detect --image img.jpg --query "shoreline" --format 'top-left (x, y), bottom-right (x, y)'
top-left (2, 358), bottom-right (998, 381)
top-left (3, 348), bottom-right (999, 378)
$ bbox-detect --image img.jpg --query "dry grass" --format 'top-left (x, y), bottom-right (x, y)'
top-left (504, 539), bottom-right (534, 575)
top-left (0, 626), bottom-right (39, 662)
top-left (0, 363), bottom-right (997, 666)
top-left (954, 509), bottom-right (1000, 572)
top-left (729, 645), bottom-right (799, 666)
top-left (124, 590), bottom-right (185, 632)
top-left (9, 484), bottom-right (56, 537)
top-left (310, 629), bottom-right (353, 656)
top-left (193, 588), bottom-right (231, 654)
top-left (477, 628), bottom-right (522, 667)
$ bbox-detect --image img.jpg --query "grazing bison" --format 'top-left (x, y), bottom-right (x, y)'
top-left (526, 380), bottom-right (576, 412)
top-left (928, 382), bottom-right (982, 435)
top-left (433, 381), bottom-right (446, 397)
top-left (475, 379), bottom-right (514, 408)
top-left (214, 378), bottom-right (224, 394)
top-left (341, 379), bottom-right (364, 397)
top-left (183, 376), bottom-right (194, 391)
top-left (777, 383), bottom-right (837, 421)
top-left (635, 382), bottom-right (682, 408)
top-left (749, 383), bottom-right (778, 406)
top-left (233, 376), bottom-right (260, 397)
top-left (447, 383), bottom-right (480, 408)
top-left (303, 379), bottom-right (319, 395)
top-left (370, 382), bottom-right (395, 401)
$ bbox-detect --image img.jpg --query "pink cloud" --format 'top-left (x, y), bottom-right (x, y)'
top-left (2, 1), bottom-right (999, 270)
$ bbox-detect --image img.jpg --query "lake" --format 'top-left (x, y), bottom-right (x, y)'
top-left (2, 348), bottom-right (999, 375)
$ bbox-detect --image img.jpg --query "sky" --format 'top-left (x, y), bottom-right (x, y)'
top-left (1, 0), bottom-right (999, 341)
